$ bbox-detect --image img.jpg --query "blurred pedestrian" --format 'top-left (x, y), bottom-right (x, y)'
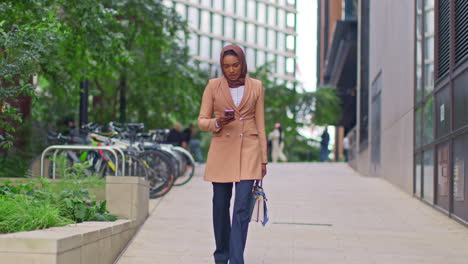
top-left (343, 135), bottom-right (350, 162)
top-left (268, 123), bottom-right (288, 163)
top-left (184, 123), bottom-right (204, 163)
top-left (165, 122), bottom-right (188, 148)
top-left (320, 125), bottom-right (330, 162)
top-left (198, 44), bottom-right (268, 264)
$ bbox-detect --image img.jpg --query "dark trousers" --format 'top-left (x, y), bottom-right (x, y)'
top-left (320, 145), bottom-right (329, 161)
top-left (212, 180), bottom-right (254, 264)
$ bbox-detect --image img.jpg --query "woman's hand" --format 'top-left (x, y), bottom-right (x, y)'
top-left (261, 163), bottom-right (267, 178)
top-left (216, 116), bottom-right (235, 128)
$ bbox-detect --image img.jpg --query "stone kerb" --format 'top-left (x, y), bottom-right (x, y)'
top-left (105, 176), bottom-right (150, 227)
top-left (0, 176), bottom-right (150, 264)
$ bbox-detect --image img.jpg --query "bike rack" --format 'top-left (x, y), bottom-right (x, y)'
top-left (40, 145), bottom-right (126, 179)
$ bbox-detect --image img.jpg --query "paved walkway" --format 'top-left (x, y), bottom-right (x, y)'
top-left (117, 163), bottom-right (468, 264)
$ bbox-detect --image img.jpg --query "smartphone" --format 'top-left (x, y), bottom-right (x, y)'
top-left (224, 110), bottom-right (235, 117)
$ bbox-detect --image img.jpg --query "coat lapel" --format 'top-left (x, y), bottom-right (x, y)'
top-left (220, 77), bottom-right (237, 111)
top-left (237, 77), bottom-right (252, 112)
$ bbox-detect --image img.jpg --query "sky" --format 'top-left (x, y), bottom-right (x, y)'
top-left (296, 0), bottom-right (318, 92)
top-left (294, 0), bottom-right (335, 150)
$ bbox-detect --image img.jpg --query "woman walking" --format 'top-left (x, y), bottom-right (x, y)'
top-left (198, 44), bottom-right (268, 264)
top-left (268, 123), bottom-right (288, 162)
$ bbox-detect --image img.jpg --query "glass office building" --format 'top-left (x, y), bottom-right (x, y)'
top-left (163, 0), bottom-right (298, 84)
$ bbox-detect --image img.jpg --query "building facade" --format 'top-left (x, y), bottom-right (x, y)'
top-left (164, 0), bottom-right (298, 84)
top-left (316, 0), bottom-right (357, 160)
top-left (350, 0), bottom-right (468, 225)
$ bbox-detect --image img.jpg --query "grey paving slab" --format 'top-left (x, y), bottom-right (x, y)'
top-left (116, 163), bottom-right (468, 264)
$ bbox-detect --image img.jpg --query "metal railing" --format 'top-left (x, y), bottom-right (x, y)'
top-left (40, 145), bottom-right (126, 179)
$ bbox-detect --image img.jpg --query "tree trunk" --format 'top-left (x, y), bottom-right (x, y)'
top-left (119, 73), bottom-right (127, 122)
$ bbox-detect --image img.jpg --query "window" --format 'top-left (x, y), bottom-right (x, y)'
top-left (416, 107), bottom-right (422, 148)
top-left (277, 9), bottom-right (286, 28)
top-left (423, 149), bottom-right (434, 204)
top-left (256, 50), bottom-right (265, 68)
top-left (416, 2), bottom-right (423, 102)
top-left (277, 55), bottom-right (285, 75)
top-left (201, 11), bottom-right (211, 32)
top-left (278, 32), bottom-right (286, 52)
top-left (415, 152), bottom-right (422, 197)
top-left (268, 6), bottom-right (277, 26)
top-left (213, 14), bottom-right (223, 35)
top-left (236, 0), bottom-right (245, 16)
top-left (247, 23), bottom-right (255, 43)
top-left (212, 39), bottom-right (222, 61)
top-left (257, 27), bottom-right (266, 47)
top-left (424, 2), bottom-right (434, 96)
top-left (225, 0), bottom-right (235, 12)
top-left (188, 7), bottom-right (199, 28)
top-left (224, 17), bottom-right (234, 39)
top-left (267, 30), bottom-right (276, 50)
top-left (201, 0), bottom-right (211, 7)
top-left (187, 34), bottom-right (199, 56)
top-left (286, 57), bottom-right (294, 74)
top-left (286, 35), bottom-right (295, 51)
top-left (423, 97), bottom-right (434, 145)
top-left (235, 21), bottom-right (245, 42)
top-left (287, 12), bottom-right (295, 28)
top-left (247, 0), bottom-right (256, 20)
top-left (200, 36), bottom-right (210, 58)
top-left (246, 48), bottom-right (255, 69)
top-left (424, 63), bottom-right (434, 94)
top-left (267, 53), bottom-right (276, 71)
top-left (213, 0), bottom-right (223, 10)
top-left (258, 3), bottom-right (266, 24)
top-left (175, 3), bottom-right (187, 20)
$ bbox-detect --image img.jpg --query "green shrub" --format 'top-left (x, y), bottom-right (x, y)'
top-left (0, 177), bottom-right (116, 234)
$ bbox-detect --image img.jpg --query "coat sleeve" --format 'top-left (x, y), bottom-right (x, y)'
top-left (255, 83), bottom-right (268, 163)
top-left (198, 80), bottom-right (221, 132)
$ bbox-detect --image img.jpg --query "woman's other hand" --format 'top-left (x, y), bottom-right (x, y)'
top-left (261, 163), bottom-right (267, 178)
top-left (216, 116), bottom-right (235, 128)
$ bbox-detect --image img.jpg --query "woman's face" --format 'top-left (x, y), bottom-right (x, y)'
top-left (222, 55), bottom-right (242, 81)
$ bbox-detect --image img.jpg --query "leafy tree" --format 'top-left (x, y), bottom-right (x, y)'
top-left (0, 0), bottom-right (62, 149)
top-left (249, 65), bottom-right (341, 162)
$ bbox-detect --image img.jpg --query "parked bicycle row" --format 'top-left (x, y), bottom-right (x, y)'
top-left (32, 121), bottom-right (197, 199)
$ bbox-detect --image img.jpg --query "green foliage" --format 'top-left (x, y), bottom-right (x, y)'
top-left (2, 0), bottom-right (205, 149)
top-left (0, 177), bottom-right (115, 234)
top-left (312, 86), bottom-right (342, 125)
top-left (248, 66), bottom-right (341, 162)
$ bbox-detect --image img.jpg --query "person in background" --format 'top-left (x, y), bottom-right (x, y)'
top-left (343, 135), bottom-right (350, 162)
top-left (184, 123), bottom-right (204, 163)
top-left (166, 122), bottom-right (187, 149)
top-left (268, 123), bottom-right (288, 163)
top-left (320, 125), bottom-right (330, 162)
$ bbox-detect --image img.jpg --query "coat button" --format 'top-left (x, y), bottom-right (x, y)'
top-left (239, 133), bottom-right (243, 137)
top-left (239, 117), bottom-right (244, 120)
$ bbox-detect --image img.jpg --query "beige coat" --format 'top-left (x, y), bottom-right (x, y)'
top-left (198, 77), bottom-right (268, 183)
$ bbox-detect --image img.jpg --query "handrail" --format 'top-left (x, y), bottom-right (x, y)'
top-left (40, 145), bottom-right (126, 178)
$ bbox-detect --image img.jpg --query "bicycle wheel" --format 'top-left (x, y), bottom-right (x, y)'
top-left (172, 147), bottom-right (195, 186)
top-left (142, 150), bottom-right (175, 199)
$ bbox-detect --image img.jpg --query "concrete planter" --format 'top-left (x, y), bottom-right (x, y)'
top-left (0, 176), bottom-right (149, 264)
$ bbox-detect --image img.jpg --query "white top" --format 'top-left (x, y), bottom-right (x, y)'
top-left (343, 137), bottom-right (350, 149)
top-left (229, 85), bottom-right (245, 107)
